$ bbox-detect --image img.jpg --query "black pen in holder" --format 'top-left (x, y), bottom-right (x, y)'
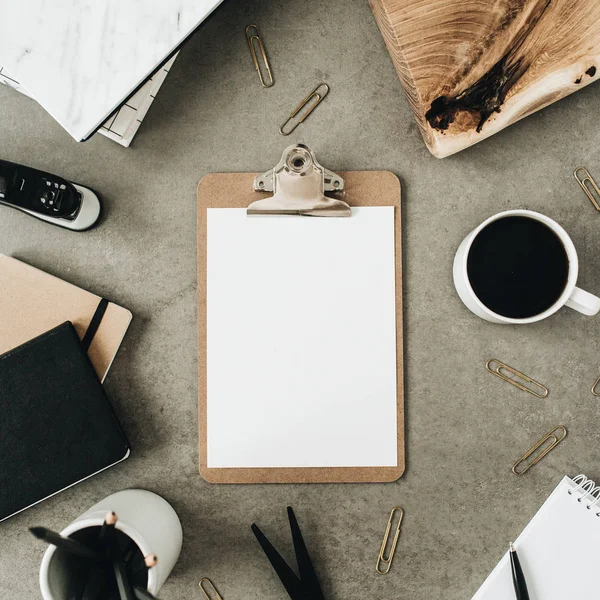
top-left (39, 525), bottom-right (149, 600)
top-left (38, 490), bottom-right (182, 599)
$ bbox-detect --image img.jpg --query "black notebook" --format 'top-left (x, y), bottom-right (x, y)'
top-left (0, 322), bottom-right (130, 522)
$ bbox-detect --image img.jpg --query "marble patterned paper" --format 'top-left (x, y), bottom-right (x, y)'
top-left (0, 1), bottom-right (223, 141)
top-left (0, 55), bottom-right (177, 147)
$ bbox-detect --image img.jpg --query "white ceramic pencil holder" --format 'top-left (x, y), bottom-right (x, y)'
top-left (39, 489), bottom-right (183, 600)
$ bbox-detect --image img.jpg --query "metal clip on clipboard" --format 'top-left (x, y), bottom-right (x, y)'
top-left (248, 144), bottom-right (351, 217)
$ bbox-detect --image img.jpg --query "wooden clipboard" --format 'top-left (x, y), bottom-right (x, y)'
top-left (197, 170), bottom-right (404, 483)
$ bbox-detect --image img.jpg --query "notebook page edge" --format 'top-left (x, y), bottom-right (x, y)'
top-left (471, 475), bottom-right (575, 599)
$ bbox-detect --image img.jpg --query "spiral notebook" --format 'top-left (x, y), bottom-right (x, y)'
top-left (473, 475), bottom-right (600, 599)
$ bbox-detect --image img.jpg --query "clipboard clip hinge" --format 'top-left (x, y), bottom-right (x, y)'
top-left (249, 144), bottom-right (350, 217)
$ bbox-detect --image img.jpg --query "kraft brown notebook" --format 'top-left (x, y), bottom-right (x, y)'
top-left (0, 255), bottom-right (132, 381)
top-left (197, 170), bottom-right (404, 484)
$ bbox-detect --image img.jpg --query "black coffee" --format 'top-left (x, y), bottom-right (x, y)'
top-left (466, 216), bottom-right (569, 319)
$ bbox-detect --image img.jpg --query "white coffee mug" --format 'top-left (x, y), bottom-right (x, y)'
top-left (453, 209), bottom-right (600, 324)
top-left (39, 489), bottom-right (182, 600)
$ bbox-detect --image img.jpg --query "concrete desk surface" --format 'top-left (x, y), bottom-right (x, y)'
top-left (1, 1), bottom-right (599, 598)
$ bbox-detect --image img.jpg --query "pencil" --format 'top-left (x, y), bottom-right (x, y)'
top-left (509, 542), bottom-right (530, 600)
top-left (98, 511), bottom-right (118, 546)
top-left (114, 560), bottom-right (136, 600)
top-left (29, 527), bottom-right (105, 562)
top-left (134, 587), bottom-right (160, 600)
top-left (85, 512), bottom-right (119, 600)
top-left (112, 537), bottom-right (136, 600)
top-left (84, 564), bottom-right (113, 600)
top-left (65, 558), bottom-right (88, 600)
top-left (144, 554), bottom-right (158, 569)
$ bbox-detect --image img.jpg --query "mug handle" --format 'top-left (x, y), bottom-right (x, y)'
top-left (565, 286), bottom-right (600, 316)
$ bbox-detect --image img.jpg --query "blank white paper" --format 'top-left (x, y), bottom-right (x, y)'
top-left (206, 207), bottom-right (398, 468)
top-left (472, 476), bottom-right (600, 599)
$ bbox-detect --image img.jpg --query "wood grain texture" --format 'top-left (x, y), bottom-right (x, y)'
top-left (370, 0), bottom-right (600, 157)
top-left (197, 171), bottom-right (404, 484)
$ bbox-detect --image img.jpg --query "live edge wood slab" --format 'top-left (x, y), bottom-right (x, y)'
top-left (370, 0), bottom-right (600, 157)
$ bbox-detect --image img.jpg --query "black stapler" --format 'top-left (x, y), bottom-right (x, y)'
top-left (0, 159), bottom-right (102, 231)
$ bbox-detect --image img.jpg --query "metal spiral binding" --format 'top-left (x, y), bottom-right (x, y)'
top-left (568, 475), bottom-right (600, 517)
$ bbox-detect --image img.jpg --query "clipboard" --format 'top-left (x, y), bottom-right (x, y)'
top-left (197, 145), bottom-right (404, 484)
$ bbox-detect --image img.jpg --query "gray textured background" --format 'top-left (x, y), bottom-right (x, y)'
top-left (1, 0), bottom-right (600, 598)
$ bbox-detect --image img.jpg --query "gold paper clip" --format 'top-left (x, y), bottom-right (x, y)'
top-left (592, 374), bottom-right (600, 396)
top-left (486, 359), bottom-right (549, 398)
top-left (245, 25), bottom-right (273, 88)
top-left (376, 507), bottom-right (404, 575)
top-left (199, 578), bottom-right (223, 600)
top-left (574, 167), bottom-right (600, 211)
top-left (512, 425), bottom-right (567, 475)
top-left (279, 83), bottom-right (330, 136)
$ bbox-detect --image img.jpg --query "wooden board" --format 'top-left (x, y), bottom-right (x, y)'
top-left (370, 0), bottom-right (600, 157)
top-left (197, 171), bottom-right (405, 483)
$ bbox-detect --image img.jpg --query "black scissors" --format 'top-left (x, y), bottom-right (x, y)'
top-left (251, 507), bottom-right (326, 600)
